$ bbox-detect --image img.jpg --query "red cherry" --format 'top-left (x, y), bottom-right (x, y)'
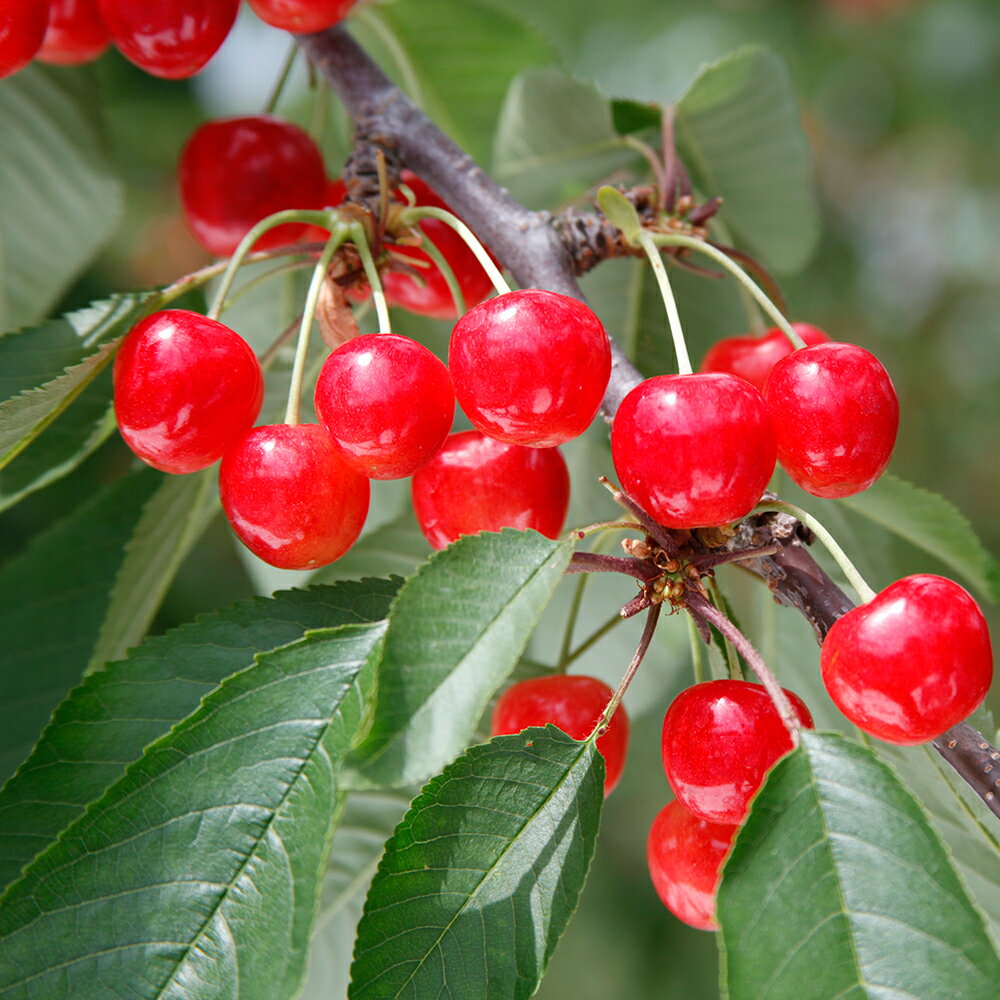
top-left (219, 423), bottom-right (370, 570)
top-left (763, 341), bottom-right (899, 498)
top-left (647, 800), bottom-right (738, 931)
top-left (179, 115), bottom-right (327, 257)
top-left (611, 373), bottom-right (776, 529)
top-left (0, 1), bottom-right (49, 79)
top-left (700, 323), bottom-right (830, 393)
top-left (661, 680), bottom-right (814, 825)
top-left (113, 310), bottom-right (263, 474)
top-left (314, 333), bottom-right (455, 480)
top-left (381, 171), bottom-right (495, 320)
top-left (491, 675), bottom-right (629, 795)
top-left (37, 0), bottom-right (109, 65)
top-left (247, 0), bottom-right (355, 32)
top-left (97, 0), bottom-right (238, 79)
top-left (821, 574), bottom-right (993, 745)
top-left (449, 289), bottom-right (611, 448)
top-left (410, 430), bottom-right (569, 550)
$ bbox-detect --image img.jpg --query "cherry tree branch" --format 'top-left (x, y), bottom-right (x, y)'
top-left (296, 24), bottom-right (1000, 821)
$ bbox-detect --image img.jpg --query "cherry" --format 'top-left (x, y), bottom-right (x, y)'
top-left (661, 680), bottom-right (814, 825)
top-left (113, 309), bottom-right (263, 475)
top-left (410, 430), bottom-right (569, 550)
top-left (97, 0), bottom-right (238, 79)
top-left (179, 115), bottom-right (327, 257)
top-left (314, 333), bottom-right (455, 480)
top-left (646, 800), bottom-right (738, 931)
top-left (611, 373), bottom-right (777, 529)
top-left (381, 171), bottom-right (495, 320)
top-left (219, 423), bottom-right (370, 570)
top-left (763, 341), bottom-right (898, 498)
top-left (700, 323), bottom-right (830, 393)
top-left (247, 0), bottom-right (356, 32)
top-left (491, 675), bottom-right (629, 795)
top-left (821, 574), bottom-right (994, 745)
top-left (449, 289), bottom-right (611, 448)
top-left (37, 0), bottom-right (109, 65)
top-left (0, 1), bottom-right (49, 79)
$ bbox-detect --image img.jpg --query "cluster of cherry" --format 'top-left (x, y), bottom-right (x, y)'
top-left (0, 0), bottom-right (357, 80)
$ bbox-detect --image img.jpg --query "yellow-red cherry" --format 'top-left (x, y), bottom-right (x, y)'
top-left (247, 0), bottom-right (356, 32)
top-left (763, 341), bottom-right (898, 498)
top-left (449, 289), bottom-right (611, 448)
top-left (113, 309), bottom-right (263, 475)
top-left (611, 372), bottom-right (776, 529)
top-left (0, 0), bottom-right (49, 79)
top-left (37, 0), bottom-right (110, 65)
top-left (646, 800), bottom-right (738, 931)
top-left (700, 323), bottom-right (830, 393)
top-left (410, 430), bottom-right (569, 550)
top-left (97, 0), bottom-right (238, 79)
top-left (179, 115), bottom-right (326, 257)
top-left (491, 675), bottom-right (629, 795)
top-left (661, 680), bottom-right (814, 825)
top-left (821, 574), bottom-right (993, 745)
top-left (314, 333), bottom-right (455, 480)
top-left (219, 423), bottom-right (369, 570)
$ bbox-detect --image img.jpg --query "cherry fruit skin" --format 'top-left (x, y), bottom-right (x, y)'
top-left (247, 0), bottom-right (355, 32)
top-left (449, 289), bottom-right (611, 448)
top-left (661, 680), bottom-right (814, 825)
top-left (611, 373), bottom-right (777, 529)
top-left (37, 0), bottom-right (110, 65)
top-left (821, 574), bottom-right (993, 745)
top-left (410, 430), bottom-right (569, 550)
top-left (700, 323), bottom-right (830, 393)
top-left (0, 1), bottom-right (49, 79)
top-left (491, 675), bottom-right (629, 795)
top-left (763, 341), bottom-right (899, 498)
top-left (179, 115), bottom-right (326, 257)
top-left (646, 800), bottom-right (738, 931)
top-left (314, 333), bottom-right (455, 480)
top-left (113, 310), bottom-right (263, 475)
top-left (97, 0), bottom-right (238, 79)
top-left (219, 423), bottom-right (370, 570)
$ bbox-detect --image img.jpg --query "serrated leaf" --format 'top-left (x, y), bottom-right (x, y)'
top-left (349, 727), bottom-right (604, 1000)
top-left (839, 473), bottom-right (1000, 602)
top-left (349, 529), bottom-right (574, 788)
top-left (719, 731), bottom-right (1000, 1000)
top-left (675, 46), bottom-right (819, 273)
top-left (0, 622), bottom-right (386, 1000)
top-left (0, 465), bottom-right (162, 788)
top-left (0, 64), bottom-right (122, 329)
top-left (0, 577), bottom-right (400, 891)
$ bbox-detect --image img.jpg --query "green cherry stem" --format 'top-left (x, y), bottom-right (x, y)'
top-left (414, 233), bottom-right (466, 315)
top-left (651, 232), bottom-right (807, 350)
top-left (686, 615), bottom-right (706, 685)
top-left (705, 576), bottom-right (743, 681)
top-left (263, 41), bottom-right (299, 116)
top-left (752, 499), bottom-right (877, 604)
top-left (398, 204), bottom-right (511, 296)
top-left (349, 221), bottom-right (392, 333)
top-left (635, 229), bottom-right (692, 375)
top-left (284, 222), bottom-right (349, 425)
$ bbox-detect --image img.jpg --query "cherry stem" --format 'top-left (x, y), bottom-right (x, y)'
top-left (686, 615), bottom-right (706, 685)
top-left (560, 610), bottom-right (627, 672)
top-left (684, 589), bottom-right (801, 740)
top-left (567, 551), bottom-right (659, 582)
top-left (264, 41), bottom-right (299, 116)
top-left (692, 544), bottom-right (781, 571)
top-left (592, 603), bottom-right (661, 738)
top-left (399, 205), bottom-right (511, 296)
top-left (651, 232), bottom-right (807, 350)
top-left (598, 476), bottom-right (679, 558)
top-left (413, 233), bottom-right (466, 315)
top-left (752, 499), bottom-right (878, 604)
top-left (635, 229), bottom-right (692, 375)
top-left (623, 135), bottom-right (667, 204)
top-left (284, 223), bottom-right (350, 426)
top-left (570, 519), bottom-right (645, 540)
top-left (349, 221), bottom-right (392, 332)
top-left (705, 576), bottom-right (743, 681)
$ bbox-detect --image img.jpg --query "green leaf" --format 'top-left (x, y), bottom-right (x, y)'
top-left (0, 622), bottom-right (386, 1000)
top-left (493, 69), bottom-right (636, 209)
top-left (0, 64), bottom-right (122, 330)
top-left (597, 185), bottom-right (643, 244)
top-left (348, 727), bottom-right (604, 1000)
top-left (0, 577), bottom-right (399, 891)
top-left (719, 731), bottom-right (1000, 1000)
top-left (349, 529), bottom-right (574, 788)
top-left (676, 46), bottom-right (819, 273)
top-left (0, 465), bottom-right (162, 788)
top-left (839, 473), bottom-right (1000, 602)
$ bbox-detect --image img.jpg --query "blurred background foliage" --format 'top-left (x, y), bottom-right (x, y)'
top-left (1, 0), bottom-right (997, 996)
